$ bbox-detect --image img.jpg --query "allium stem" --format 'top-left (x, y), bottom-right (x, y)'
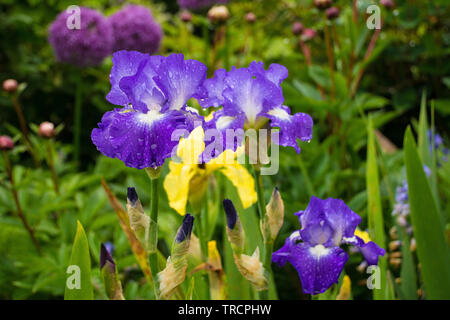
top-left (46, 139), bottom-right (59, 195)
top-left (73, 72), bottom-right (83, 166)
top-left (323, 16), bottom-right (336, 100)
top-left (2, 151), bottom-right (41, 254)
top-left (11, 96), bottom-right (40, 167)
top-left (148, 176), bottom-right (160, 300)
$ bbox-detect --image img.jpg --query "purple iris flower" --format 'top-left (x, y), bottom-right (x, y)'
top-left (272, 196), bottom-right (385, 295)
top-left (199, 61), bottom-right (313, 159)
top-left (91, 50), bottom-right (206, 169)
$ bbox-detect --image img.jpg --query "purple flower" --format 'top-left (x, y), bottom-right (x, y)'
top-left (91, 50), bottom-right (206, 169)
top-left (272, 196), bottom-right (385, 295)
top-left (109, 5), bottom-right (162, 54)
top-left (48, 7), bottom-right (113, 67)
top-left (199, 61), bottom-right (313, 157)
top-left (178, 0), bottom-right (229, 10)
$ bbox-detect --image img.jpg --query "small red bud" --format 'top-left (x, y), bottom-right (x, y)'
top-left (180, 10), bottom-right (192, 23)
top-left (326, 7), bottom-right (340, 20)
top-left (2, 79), bottom-right (18, 93)
top-left (314, 0), bottom-right (332, 10)
top-left (301, 28), bottom-right (316, 42)
top-left (245, 12), bottom-right (256, 23)
top-left (291, 22), bottom-right (304, 36)
top-left (380, 0), bottom-right (395, 9)
top-left (38, 121), bottom-right (55, 139)
top-left (0, 135), bottom-right (14, 151)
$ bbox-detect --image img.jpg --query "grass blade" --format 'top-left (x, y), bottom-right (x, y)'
top-left (64, 221), bottom-right (93, 300)
top-left (404, 127), bottom-right (450, 299)
top-left (366, 116), bottom-right (388, 300)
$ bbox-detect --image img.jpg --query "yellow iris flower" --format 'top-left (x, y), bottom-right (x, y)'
top-left (163, 126), bottom-right (257, 216)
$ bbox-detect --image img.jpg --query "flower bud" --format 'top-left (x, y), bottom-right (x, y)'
top-left (158, 214), bottom-right (194, 299)
top-left (208, 5), bottom-right (230, 24)
top-left (291, 22), bottom-right (304, 36)
top-left (0, 135), bottom-right (14, 151)
top-left (223, 199), bottom-right (245, 253)
top-left (314, 0), bottom-right (332, 10)
top-left (234, 248), bottom-right (269, 291)
top-left (301, 28), bottom-right (316, 42)
top-left (100, 243), bottom-right (125, 300)
top-left (380, 0), bottom-right (395, 9)
top-left (175, 214), bottom-right (194, 243)
top-left (262, 187), bottom-right (284, 242)
top-left (245, 12), bottom-right (256, 23)
top-left (180, 10), bottom-right (192, 23)
top-left (389, 240), bottom-right (401, 252)
top-left (2, 79), bottom-right (18, 93)
top-left (208, 240), bottom-right (226, 300)
top-left (38, 121), bottom-right (55, 139)
top-left (326, 7), bottom-right (340, 20)
top-left (410, 238), bottom-right (416, 252)
top-left (126, 187), bottom-right (150, 249)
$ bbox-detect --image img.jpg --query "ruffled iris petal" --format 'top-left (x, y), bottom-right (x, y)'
top-left (265, 105), bottom-right (313, 153)
top-left (272, 231), bottom-right (301, 267)
top-left (222, 67), bottom-right (284, 125)
top-left (118, 55), bottom-right (165, 112)
top-left (91, 108), bottom-right (186, 169)
top-left (154, 53), bottom-right (207, 111)
top-left (198, 68), bottom-right (228, 108)
top-left (106, 50), bottom-right (151, 107)
top-left (248, 61), bottom-right (288, 86)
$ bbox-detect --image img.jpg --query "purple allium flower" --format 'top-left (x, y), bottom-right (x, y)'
top-left (109, 5), bottom-right (162, 54)
top-left (198, 61), bottom-right (313, 159)
top-left (48, 7), bottom-right (113, 67)
top-left (272, 196), bottom-right (385, 295)
top-left (178, 0), bottom-right (228, 10)
top-left (91, 50), bottom-right (206, 169)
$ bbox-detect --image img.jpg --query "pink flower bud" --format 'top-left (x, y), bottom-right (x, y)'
top-left (0, 135), bottom-right (14, 151)
top-left (326, 7), bottom-right (340, 20)
top-left (301, 28), bottom-right (316, 42)
top-left (314, 0), bottom-right (332, 10)
top-left (291, 22), bottom-right (304, 36)
top-left (2, 79), bottom-right (18, 93)
top-left (245, 12), bottom-right (256, 23)
top-left (180, 10), bottom-right (192, 22)
top-left (380, 0), bottom-right (395, 9)
top-left (38, 121), bottom-right (55, 139)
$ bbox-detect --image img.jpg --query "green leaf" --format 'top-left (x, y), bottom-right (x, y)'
top-left (64, 221), bottom-right (93, 300)
top-left (404, 128), bottom-right (450, 299)
top-left (366, 117), bottom-right (388, 300)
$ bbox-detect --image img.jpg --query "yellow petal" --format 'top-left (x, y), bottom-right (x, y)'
top-left (177, 126), bottom-right (205, 164)
top-left (336, 275), bottom-right (351, 300)
top-left (163, 162), bottom-right (196, 216)
top-left (354, 228), bottom-right (371, 243)
top-left (219, 163), bottom-right (257, 209)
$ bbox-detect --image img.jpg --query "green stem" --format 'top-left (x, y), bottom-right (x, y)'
top-left (46, 139), bottom-right (59, 195)
top-left (148, 176), bottom-right (160, 300)
top-left (252, 167), bottom-right (275, 300)
top-left (73, 73), bottom-right (83, 165)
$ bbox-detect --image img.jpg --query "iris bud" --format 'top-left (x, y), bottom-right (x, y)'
top-left (126, 187), bottom-right (150, 249)
top-left (262, 187), bottom-right (284, 242)
top-left (158, 214), bottom-right (194, 299)
top-left (100, 243), bottom-right (125, 300)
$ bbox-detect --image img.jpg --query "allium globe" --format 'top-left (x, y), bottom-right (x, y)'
top-left (48, 7), bottom-right (113, 67)
top-left (109, 5), bottom-right (162, 54)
